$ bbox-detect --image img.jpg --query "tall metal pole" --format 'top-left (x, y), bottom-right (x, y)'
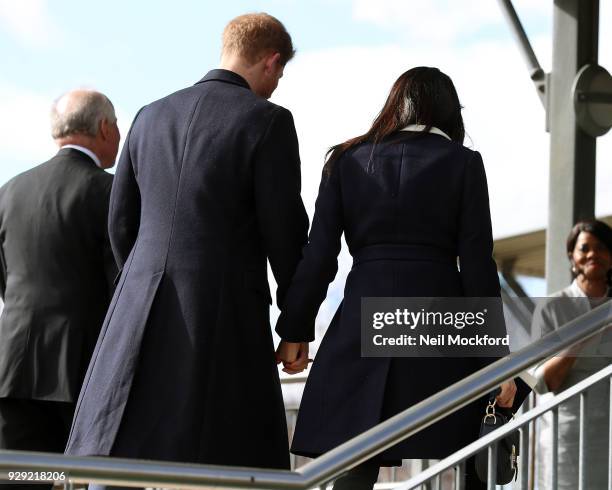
top-left (546, 0), bottom-right (599, 293)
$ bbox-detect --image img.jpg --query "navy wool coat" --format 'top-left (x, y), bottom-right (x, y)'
top-left (65, 70), bottom-right (309, 469)
top-left (276, 131), bottom-right (525, 462)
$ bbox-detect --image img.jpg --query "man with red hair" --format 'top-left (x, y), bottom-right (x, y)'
top-left (66, 13), bottom-right (308, 473)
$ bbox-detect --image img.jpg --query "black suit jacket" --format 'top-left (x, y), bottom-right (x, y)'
top-left (66, 70), bottom-right (309, 469)
top-left (0, 148), bottom-right (115, 402)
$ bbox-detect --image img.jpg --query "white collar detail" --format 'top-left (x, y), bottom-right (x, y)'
top-left (400, 124), bottom-right (451, 141)
top-left (61, 144), bottom-right (102, 168)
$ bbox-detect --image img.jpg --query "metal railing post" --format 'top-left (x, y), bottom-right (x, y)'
top-left (453, 463), bottom-right (463, 490)
top-left (519, 424), bottom-right (529, 490)
top-left (551, 407), bottom-right (558, 490)
top-left (578, 392), bottom-right (587, 490)
top-left (432, 473), bottom-right (440, 490)
top-left (486, 443), bottom-right (497, 490)
top-left (609, 376), bottom-right (612, 490)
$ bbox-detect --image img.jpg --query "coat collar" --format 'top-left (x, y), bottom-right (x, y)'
top-left (195, 69), bottom-right (251, 90)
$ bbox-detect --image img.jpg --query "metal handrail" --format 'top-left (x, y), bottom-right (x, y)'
top-left (393, 363), bottom-right (612, 489)
top-left (1, 301), bottom-right (611, 489)
top-left (280, 373), bottom-right (308, 384)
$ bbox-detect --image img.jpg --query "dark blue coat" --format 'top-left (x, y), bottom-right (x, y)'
top-left (276, 131), bottom-right (523, 462)
top-left (65, 70), bottom-right (309, 469)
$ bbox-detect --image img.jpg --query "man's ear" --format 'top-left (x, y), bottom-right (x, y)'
top-left (264, 52), bottom-right (281, 73)
top-left (99, 118), bottom-right (110, 141)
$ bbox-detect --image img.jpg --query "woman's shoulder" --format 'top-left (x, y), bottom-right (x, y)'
top-left (533, 285), bottom-right (588, 329)
top-left (550, 286), bottom-right (575, 298)
top-left (535, 287), bottom-right (575, 312)
top-left (329, 132), bottom-right (479, 177)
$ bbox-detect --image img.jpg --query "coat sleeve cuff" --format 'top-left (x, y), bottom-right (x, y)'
top-left (275, 320), bottom-right (315, 343)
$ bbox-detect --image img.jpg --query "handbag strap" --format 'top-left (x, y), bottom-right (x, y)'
top-left (488, 387), bottom-right (502, 404)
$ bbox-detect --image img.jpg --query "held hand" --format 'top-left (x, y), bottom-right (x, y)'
top-left (282, 342), bottom-right (311, 374)
top-left (495, 380), bottom-right (517, 408)
top-left (276, 340), bottom-right (300, 364)
top-left (276, 341), bottom-right (311, 375)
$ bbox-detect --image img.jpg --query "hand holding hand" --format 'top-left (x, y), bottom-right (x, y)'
top-left (276, 341), bottom-right (311, 375)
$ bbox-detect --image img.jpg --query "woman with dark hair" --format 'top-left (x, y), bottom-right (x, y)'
top-left (275, 67), bottom-right (524, 489)
top-left (533, 219), bottom-right (612, 490)
top-left (565, 220), bottom-right (612, 297)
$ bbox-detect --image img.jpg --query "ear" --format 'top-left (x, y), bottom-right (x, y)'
top-left (264, 52), bottom-right (281, 73)
top-left (99, 118), bottom-right (110, 141)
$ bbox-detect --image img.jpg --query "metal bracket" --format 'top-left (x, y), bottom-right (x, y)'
top-left (498, 0), bottom-right (548, 109)
top-left (572, 64), bottom-right (612, 136)
top-left (576, 91), bottom-right (612, 104)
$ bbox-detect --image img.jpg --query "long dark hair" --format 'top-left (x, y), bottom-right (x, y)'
top-left (566, 219), bottom-right (612, 286)
top-left (324, 66), bottom-right (465, 174)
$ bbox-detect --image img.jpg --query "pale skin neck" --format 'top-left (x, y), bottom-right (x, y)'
top-left (220, 53), bottom-right (258, 92)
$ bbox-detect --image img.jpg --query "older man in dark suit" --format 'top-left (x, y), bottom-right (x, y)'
top-left (66, 13), bottom-right (309, 471)
top-left (0, 90), bottom-right (119, 471)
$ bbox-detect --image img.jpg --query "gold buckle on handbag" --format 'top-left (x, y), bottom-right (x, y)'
top-left (484, 399), bottom-right (497, 423)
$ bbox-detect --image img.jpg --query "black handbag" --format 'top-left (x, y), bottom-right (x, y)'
top-left (475, 391), bottom-right (520, 484)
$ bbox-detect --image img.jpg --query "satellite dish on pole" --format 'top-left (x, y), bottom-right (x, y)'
top-left (573, 64), bottom-right (612, 137)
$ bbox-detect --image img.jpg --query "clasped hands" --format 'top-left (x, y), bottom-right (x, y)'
top-left (276, 340), bottom-right (312, 374)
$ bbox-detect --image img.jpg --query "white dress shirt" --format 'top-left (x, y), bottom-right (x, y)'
top-left (61, 144), bottom-right (102, 168)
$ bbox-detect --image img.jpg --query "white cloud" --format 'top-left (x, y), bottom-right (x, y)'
top-left (0, 84), bottom-right (57, 180)
top-left (595, 0), bottom-right (612, 218)
top-left (352, 0), bottom-right (550, 45)
top-left (0, 0), bottom-right (62, 47)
